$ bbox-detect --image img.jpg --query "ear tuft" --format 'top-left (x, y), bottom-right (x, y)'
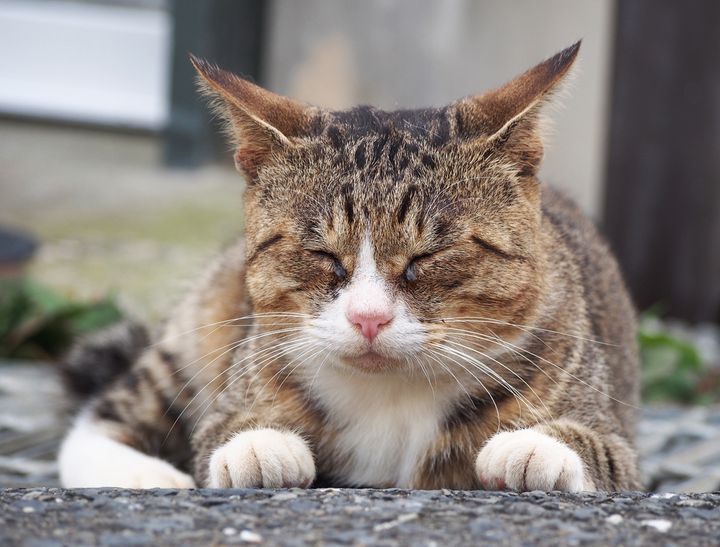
top-left (189, 54), bottom-right (315, 180)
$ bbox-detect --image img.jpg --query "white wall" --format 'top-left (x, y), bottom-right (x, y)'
top-left (0, 0), bottom-right (171, 129)
top-left (265, 0), bottom-right (615, 217)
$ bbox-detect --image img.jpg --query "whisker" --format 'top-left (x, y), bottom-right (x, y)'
top-left (163, 327), bottom-right (306, 418)
top-left (186, 338), bottom-right (316, 439)
top-left (429, 316), bottom-right (617, 346)
top-left (445, 327), bottom-right (560, 389)
top-left (448, 342), bottom-right (541, 422)
top-left (267, 343), bottom-right (332, 411)
top-left (170, 326), bottom-right (306, 377)
top-left (424, 345), bottom-right (501, 431)
top-left (153, 312), bottom-right (312, 347)
top-left (429, 319), bottom-right (638, 410)
top-left (413, 354), bottom-right (436, 401)
top-left (442, 336), bottom-right (552, 423)
top-left (430, 342), bottom-right (543, 425)
top-left (163, 336), bottom-right (312, 443)
top-left (487, 330), bottom-right (639, 410)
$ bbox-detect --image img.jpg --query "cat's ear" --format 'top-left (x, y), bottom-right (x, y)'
top-left (453, 41), bottom-right (580, 177)
top-left (190, 55), bottom-right (315, 180)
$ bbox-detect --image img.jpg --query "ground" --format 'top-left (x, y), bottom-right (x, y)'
top-left (2, 488), bottom-right (719, 546)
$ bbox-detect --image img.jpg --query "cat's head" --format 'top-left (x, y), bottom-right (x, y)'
top-left (192, 42), bottom-right (579, 374)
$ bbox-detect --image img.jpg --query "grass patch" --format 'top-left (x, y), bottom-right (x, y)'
top-left (639, 313), bottom-right (719, 404)
top-left (0, 278), bottom-right (123, 360)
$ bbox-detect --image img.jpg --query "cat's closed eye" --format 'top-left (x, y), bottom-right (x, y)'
top-left (312, 250), bottom-right (347, 279)
top-left (402, 253), bottom-right (434, 283)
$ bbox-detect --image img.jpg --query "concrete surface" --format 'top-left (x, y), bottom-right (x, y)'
top-left (2, 488), bottom-right (719, 546)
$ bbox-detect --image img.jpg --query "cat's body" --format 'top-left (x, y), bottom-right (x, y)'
top-left (59, 42), bottom-right (643, 491)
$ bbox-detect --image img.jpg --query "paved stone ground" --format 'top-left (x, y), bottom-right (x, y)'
top-left (2, 488), bottom-right (719, 546)
top-left (0, 364), bottom-right (66, 488)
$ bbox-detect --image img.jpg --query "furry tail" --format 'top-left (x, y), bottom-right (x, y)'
top-left (59, 321), bottom-right (150, 398)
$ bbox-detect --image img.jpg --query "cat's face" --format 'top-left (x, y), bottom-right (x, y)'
top-left (192, 42), bottom-right (578, 376)
top-left (244, 112), bottom-right (542, 373)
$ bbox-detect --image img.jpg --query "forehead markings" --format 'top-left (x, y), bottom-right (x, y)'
top-left (354, 144), bottom-right (366, 169)
top-left (326, 125), bottom-right (343, 149)
top-left (397, 185), bottom-right (418, 224)
top-left (370, 128), bottom-right (390, 166)
top-left (341, 183), bottom-right (354, 225)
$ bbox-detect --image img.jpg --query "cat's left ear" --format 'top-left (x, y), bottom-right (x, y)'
top-left (453, 41), bottom-right (580, 177)
top-left (190, 55), bottom-right (316, 181)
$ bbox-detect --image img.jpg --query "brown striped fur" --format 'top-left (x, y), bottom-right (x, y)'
top-left (60, 42), bottom-right (642, 491)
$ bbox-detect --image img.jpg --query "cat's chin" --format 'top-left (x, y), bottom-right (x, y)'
top-left (338, 351), bottom-right (406, 373)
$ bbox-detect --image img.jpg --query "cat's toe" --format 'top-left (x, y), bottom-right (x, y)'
top-left (208, 428), bottom-right (315, 488)
top-left (475, 429), bottom-right (592, 492)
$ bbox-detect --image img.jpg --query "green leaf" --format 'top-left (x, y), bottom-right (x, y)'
top-left (0, 279), bottom-right (124, 361)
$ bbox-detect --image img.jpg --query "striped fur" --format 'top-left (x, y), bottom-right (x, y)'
top-left (59, 42), bottom-right (642, 492)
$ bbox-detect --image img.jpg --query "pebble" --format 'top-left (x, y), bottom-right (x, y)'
top-left (605, 514), bottom-right (623, 525)
top-left (271, 492), bottom-right (298, 501)
top-left (642, 519), bottom-right (673, 533)
top-left (372, 513), bottom-right (419, 532)
top-left (239, 530), bottom-right (263, 543)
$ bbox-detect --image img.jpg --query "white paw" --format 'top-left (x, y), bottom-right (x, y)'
top-left (115, 456), bottom-right (196, 489)
top-left (59, 418), bottom-right (196, 489)
top-left (475, 429), bottom-right (592, 492)
top-left (208, 428), bottom-right (315, 488)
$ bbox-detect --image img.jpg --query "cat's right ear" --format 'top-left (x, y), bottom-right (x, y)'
top-left (190, 55), bottom-right (315, 181)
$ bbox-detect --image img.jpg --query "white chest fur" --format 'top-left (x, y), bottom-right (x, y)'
top-left (307, 366), bottom-right (459, 487)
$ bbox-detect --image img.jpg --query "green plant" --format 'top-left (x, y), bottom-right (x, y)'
top-left (0, 278), bottom-right (123, 360)
top-left (639, 313), bottom-right (718, 404)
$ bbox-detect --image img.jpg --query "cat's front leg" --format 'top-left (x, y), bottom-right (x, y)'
top-left (475, 419), bottom-right (641, 492)
top-left (207, 428), bottom-right (315, 488)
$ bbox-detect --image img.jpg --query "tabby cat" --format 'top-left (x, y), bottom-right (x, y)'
top-left (58, 42), bottom-right (642, 491)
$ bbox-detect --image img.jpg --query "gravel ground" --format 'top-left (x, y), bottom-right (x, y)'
top-left (2, 488), bottom-right (719, 546)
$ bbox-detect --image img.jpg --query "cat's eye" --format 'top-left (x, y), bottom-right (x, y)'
top-left (403, 261), bottom-right (418, 282)
top-left (313, 251), bottom-right (347, 279)
top-left (403, 253), bottom-right (432, 283)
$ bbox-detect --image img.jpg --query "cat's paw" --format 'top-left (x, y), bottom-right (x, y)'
top-left (208, 428), bottom-right (315, 488)
top-left (61, 448), bottom-right (196, 488)
top-left (121, 457), bottom-right (197, 489)
top-left (58, 421), bottom-right (196, 488)
top-left (475, 429), bottom-right (592, 492)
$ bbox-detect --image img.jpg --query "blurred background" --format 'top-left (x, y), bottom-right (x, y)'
top-left (0, 0), bottom-right (719, 490)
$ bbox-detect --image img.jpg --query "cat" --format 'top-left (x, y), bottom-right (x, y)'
top-left (58, 41), bottom-right (643, 492)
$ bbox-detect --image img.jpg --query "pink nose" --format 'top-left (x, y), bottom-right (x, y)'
top-left (346, 310), bottom-right (394, 342)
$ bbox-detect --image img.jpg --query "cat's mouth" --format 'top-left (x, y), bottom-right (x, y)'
top-left (340, 350), bottom-right (406, 372)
